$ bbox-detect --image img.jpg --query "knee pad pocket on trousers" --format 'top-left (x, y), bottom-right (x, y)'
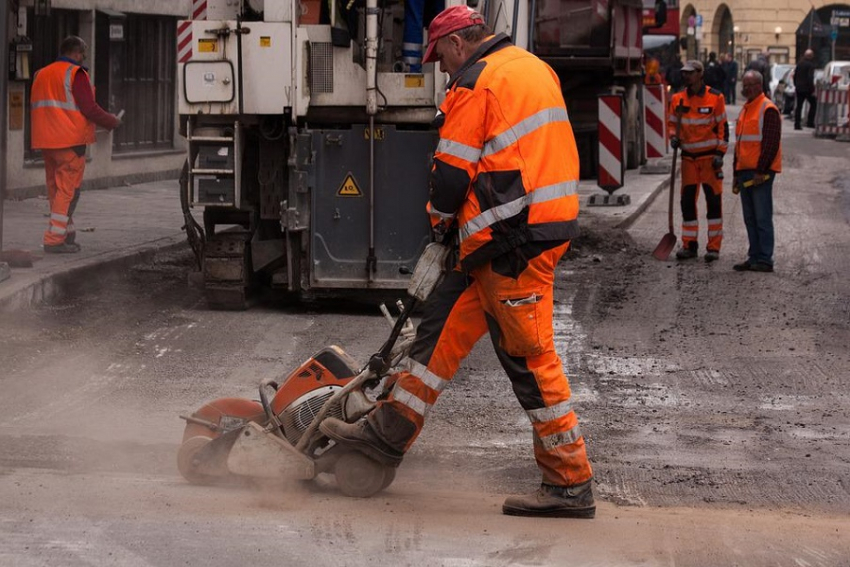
top-left (492, 288), bottom-right (552, 357)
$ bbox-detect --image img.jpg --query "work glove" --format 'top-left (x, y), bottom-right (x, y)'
top-left (712, 156), bottom-right (724, 170)
top-left (670, 136), bottom-right (680, 149)
top-left (732, 176), bottom-right (740, 195)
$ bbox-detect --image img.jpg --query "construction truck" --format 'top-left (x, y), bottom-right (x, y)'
top-left (177, 0), bottom-right (644, 309)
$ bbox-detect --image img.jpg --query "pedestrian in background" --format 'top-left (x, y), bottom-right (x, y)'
top-left (733, 70), bottom-right (782, 273)
top-left (722, 53), bottom-right (738, 104)
top-left (319, 5), bottom-right (595, 519)
top-left (704, 52), bottom-right (726, 92)
top-left (745, 52), bottom-right (771, 96)
top-left (30, 36), bottom-right (122, 254)
top-left (793, 49), bottom-right (818, 130)
top-left (666, 54), bottom-right (685, 93)
top-left (667, 60), bottom-right (729, 263)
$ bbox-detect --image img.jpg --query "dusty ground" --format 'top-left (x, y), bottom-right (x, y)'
top-left (0, 126), bottom-right (848, 565)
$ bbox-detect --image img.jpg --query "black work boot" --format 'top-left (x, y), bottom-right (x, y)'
top-left (44, 242), bottom-right (81, 254)
top-left (319, 417), bottom-right (404, 467)
top-left (503, 480), bottom-right (596, 518)
top-left (675, 243), bottom-right (698, 260)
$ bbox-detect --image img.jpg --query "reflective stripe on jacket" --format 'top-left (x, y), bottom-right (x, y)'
top-left (31, 61), bottom-right (96, 149)
top-left (734, 93), bottom-right (782, 173)
top-left (430, 34), bottom-right (580, 270)
top-left (667, 85), bottom-right (728, 158)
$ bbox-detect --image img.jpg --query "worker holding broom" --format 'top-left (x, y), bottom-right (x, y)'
top-left (667, 60), bottom-right (729, 263)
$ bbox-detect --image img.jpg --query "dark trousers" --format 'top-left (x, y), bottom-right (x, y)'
top-left (725, 82), bottom-right (736, 104)
top-left (795, 92), bottom-right (817, 128)
top-left (739, 171), bottom-right (775, 266)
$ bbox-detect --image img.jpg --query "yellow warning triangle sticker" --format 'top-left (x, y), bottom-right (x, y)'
top-left (337, 173), bottom-right (362, 197)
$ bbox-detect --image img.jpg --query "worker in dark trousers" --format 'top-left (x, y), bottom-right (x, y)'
top-left (667, 60), bottom-right (729, 262)
top-left (30, 36), bottom-right (121, 253)
top-left (733, 70), bottom-right (782, 272)
top-left (793, 49), bottom-right (818, 130)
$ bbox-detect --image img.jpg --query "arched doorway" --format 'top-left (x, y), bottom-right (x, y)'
top-left (713, 4), bottom-right (734, 59)
top-left (680, 4), bottom-right (697, 60)
top-left (797, 4), bottom-right (850, 65)
top-left (816, 4), bottom-right (850, 64)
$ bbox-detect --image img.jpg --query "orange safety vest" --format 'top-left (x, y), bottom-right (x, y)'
top-left (734, 93), bottom-right (782, 173)
top-left (30, 60), bottom-right (96, 149)
top-left (430, 34), bottom-right (580, 269)
top-left (667, 85), bottom-right (728, 159)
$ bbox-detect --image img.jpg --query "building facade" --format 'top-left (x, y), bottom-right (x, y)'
top-left (3, 0), bottom-right (191, 198)
top-left (679, 1), bottom-right (850, 69)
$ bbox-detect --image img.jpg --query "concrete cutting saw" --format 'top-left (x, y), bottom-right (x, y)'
top-left (177, 242), bottom-right (449, 497)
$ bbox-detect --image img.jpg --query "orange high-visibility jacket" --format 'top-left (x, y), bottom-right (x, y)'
top-left (31, 60), bottom-right (96, 149)
top-left (735, 93), bottom-right (782, 173)
top-left (429, 34), bottom-right (580, 270)
top-left (667, 85), bottom-right (728, 159)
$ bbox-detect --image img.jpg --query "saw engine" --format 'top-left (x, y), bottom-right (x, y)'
top-left (177, 244), bottom-right (446, 497)
top-left (178, 340), bottom-right (402, 496)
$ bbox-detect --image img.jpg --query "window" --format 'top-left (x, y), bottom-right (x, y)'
top-left (111, 14), bottom-right (177, 153)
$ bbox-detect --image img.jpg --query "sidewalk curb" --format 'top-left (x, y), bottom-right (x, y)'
top-left (0, 235), bottom-right (187, 313)
top-left (613, 175), bottom-right (670, 230)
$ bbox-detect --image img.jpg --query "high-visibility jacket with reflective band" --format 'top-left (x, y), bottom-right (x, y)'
top-left (667, 85), bottom-right (728, 159)
top-left (734, 93), bottom-right (782, 173)
top-left (429, 34), bottom-right (580, 270)
top-left (31, 60), bottom-right (96, 150)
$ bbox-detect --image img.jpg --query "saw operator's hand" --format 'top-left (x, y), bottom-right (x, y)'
top-left (670, 136), bottom-right (680, 149)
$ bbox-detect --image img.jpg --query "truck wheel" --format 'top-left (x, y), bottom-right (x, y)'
top-left (177, 436), bottom-right (222, 485)
top-left (334, 451), bottom-right (387, 498)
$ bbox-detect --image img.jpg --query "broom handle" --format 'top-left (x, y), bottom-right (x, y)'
top-left (669, 101), bottom-right (685, 233)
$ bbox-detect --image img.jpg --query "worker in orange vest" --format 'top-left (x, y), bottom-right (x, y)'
top-left (732, 70), bottom-right (782, 272)
top-left (644, 57), bottom-right (664, 86)
top-left (667, 59), bottom-right (729, 262)
top-left (320, 5), bottom-right (595, 519)
top-left (30, 36), bottom-right (122, 254)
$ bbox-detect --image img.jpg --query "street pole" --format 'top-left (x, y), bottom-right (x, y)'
top-left (1, 1), bottom-right (9, 258)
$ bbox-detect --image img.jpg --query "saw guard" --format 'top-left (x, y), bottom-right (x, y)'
top-left (227, 422), bottom-right (315, 480)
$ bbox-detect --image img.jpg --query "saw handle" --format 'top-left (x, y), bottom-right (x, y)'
top-left (259, 378), bottom-right (285, 437)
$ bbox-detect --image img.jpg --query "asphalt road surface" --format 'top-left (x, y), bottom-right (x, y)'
top-left (1, 115), bottom-right (848, 566)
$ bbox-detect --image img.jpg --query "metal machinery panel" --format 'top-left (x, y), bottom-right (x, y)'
top-left (240, 22), bottom-right (294, 114)
top-left (178, 20), bottom-right (293, 115)
top-left (311, 125), bottom-right (437, 288)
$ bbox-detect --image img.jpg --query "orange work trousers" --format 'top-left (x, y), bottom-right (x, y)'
top-left (42, 148), bottom-right (85, 247)
top-left (680, 156), bottom-right (723, 252)
top-left (368, 242), bottom-right (593, 487)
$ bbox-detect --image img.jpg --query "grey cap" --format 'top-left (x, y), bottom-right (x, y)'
top-left (682, 60), bottom-right (704, 73)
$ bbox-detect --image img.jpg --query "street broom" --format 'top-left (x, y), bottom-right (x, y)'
top-left (653, 100), bottom-right (685, 261)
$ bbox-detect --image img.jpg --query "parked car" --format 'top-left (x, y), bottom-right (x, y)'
top-left (769, 64), bottom-right (794, 102)
top-left (821, 60), bottom-right (850, 86)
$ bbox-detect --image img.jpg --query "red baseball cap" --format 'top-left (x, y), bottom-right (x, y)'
top-left (422, 5), bottom-right (486, 64)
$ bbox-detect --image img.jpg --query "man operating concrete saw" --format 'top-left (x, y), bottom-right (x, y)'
top-left (320, 5), bottom-right (595, 518)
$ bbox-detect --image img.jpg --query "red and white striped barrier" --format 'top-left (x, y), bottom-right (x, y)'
top-left (193, 0), bottom-right (208, 20)
top-left (178, 1), bottom-right (208, 64)
top-left (597, 94), bottom-right (625, 192)
top-left (643, 84), bottom-right (667, 158)
top-left (177, 21), bottom-right (193, 63)
top-left (814, 85), bottom-right (850, 138)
